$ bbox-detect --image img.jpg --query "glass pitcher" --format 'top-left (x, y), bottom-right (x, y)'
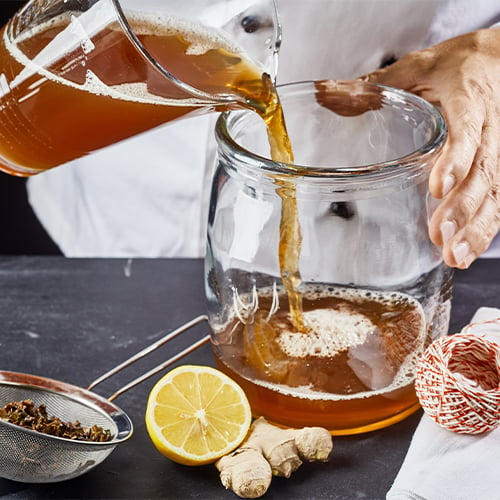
top-left (206, 80), bottom-right (453, 435)
top-left (0, 0), bottom-right (280, 176)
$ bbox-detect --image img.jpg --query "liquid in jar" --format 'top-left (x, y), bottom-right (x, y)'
top-left (213, 284), bottom-right (428, 434)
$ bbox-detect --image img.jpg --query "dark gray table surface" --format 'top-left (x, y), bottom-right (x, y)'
top-left (0, 256), bottom-right (498, 500)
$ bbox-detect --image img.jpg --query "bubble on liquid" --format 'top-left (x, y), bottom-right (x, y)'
top-left (129, 12), bottom-right (241, 56)
top-left (277, 306), bottom-right (377, 358)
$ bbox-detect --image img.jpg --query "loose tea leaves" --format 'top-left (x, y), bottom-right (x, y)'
top-left (0, 399), bottom-right (112, 442)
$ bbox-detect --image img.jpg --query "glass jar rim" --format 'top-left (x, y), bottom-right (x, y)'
top-left (215, 80), bottom-right (447, 180)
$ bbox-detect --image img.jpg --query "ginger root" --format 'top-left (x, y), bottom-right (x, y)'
top-left (215, 417), bottom-right (333, 498)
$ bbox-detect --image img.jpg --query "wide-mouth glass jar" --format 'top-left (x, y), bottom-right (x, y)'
top-left (205, 80), bottom-right (453, 435)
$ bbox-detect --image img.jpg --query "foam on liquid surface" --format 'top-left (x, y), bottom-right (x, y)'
top-left (278, 306), bottom-right (377, 358)
top-left (4, 9), bottom-right (242, 106)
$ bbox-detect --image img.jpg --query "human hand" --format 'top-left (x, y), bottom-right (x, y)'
top-left (362, 28), bottom-right (500, 269)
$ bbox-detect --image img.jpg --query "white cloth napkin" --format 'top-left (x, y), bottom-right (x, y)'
top-left (386, 307), bottom-right (500, 500)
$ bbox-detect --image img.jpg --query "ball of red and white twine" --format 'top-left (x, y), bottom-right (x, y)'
top-left (415, 321), bottom-right (500, 435)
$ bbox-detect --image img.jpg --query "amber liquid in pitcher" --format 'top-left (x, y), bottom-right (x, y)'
top-left (0, 8), bottom-right (304, 327)
top-left (0, 12), bottom-right (284, 175)
top-left (0, 7), bottom-right (303, 333)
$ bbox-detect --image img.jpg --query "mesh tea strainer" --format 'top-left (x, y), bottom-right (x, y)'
top-left (0, 315), bottom-right (209, 483)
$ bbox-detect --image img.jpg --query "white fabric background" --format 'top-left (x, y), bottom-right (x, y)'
top-left (27, 0), bottom-right (500, 257)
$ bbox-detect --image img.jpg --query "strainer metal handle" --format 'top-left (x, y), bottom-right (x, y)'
top-left (87, 314), bottom-right (210, 401)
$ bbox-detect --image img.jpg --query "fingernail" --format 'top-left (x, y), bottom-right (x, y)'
top-left (463, 253), bottom-right (475, 268)
top-left (440, 220), bottom-right (457, 244)
top-left (442, 174), bottom-right (456, 197)
top-left (452, 241), bottom-right (471, 265)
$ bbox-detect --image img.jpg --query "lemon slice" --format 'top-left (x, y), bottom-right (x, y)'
top-left (145, 365), bottom-right (252, 465)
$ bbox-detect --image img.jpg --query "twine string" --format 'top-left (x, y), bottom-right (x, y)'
top-left (415, 323), bottom-right (500, 435)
